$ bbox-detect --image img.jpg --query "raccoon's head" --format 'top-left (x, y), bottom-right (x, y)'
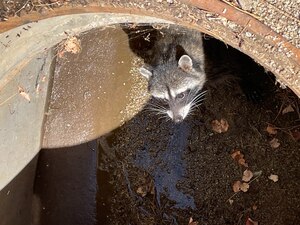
top-left (140, 55), bottom-right (206, 123)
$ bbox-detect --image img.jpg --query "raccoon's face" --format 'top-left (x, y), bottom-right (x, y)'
top-left (140, 55), bottom-right (206, 123)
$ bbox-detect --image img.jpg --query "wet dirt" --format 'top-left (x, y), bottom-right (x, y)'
top-left (95, 26), bottom-right (300, 225)
top-left (97, 86), bottom-right (300, 225)
top-left (34, 24), bottom-right (300, 225)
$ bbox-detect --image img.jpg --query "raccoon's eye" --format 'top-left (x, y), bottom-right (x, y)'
top-left (177, 92), bottom-right (185, 99)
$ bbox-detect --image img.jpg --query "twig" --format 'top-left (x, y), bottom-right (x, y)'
top-left (15, 0), bottom-right (31, 15)
top-left (273, 101), bottom-right (284, 122)
top-left (248, 170), bottom-right (262, 185)
top-left (266, 122), bottom-right (300, 131)
top-left (226, 192), bottom-right (239, 202)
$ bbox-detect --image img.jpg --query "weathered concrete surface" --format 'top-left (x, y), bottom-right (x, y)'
top-left (0, 49), bottom-right (53, 191)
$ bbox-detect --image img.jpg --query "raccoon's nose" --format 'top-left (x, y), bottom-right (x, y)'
top-left (174, 115), bottom-right (183, 123)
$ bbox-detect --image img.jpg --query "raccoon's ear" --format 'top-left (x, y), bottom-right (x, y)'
top-left (139, 67), bottom-right (153, 80)
top-left (178, 55), bottom-right (193, 72)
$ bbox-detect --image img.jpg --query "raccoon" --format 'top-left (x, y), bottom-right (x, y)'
top-left (122, 24), bottom-right (269, 123)
top-left (138, 25), bottom-right (207, 123)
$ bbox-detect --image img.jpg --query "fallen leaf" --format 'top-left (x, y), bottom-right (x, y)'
top-left (268, 174), bottom-right (279, 182)
top-left (246, 217), bottom-right (258, 225)
top-left (211, 119), bottom-right (229, 133)
top-left (231, 150), bottom-right (242, 159)
top-left (58, 36), bottom-right (81, 58)
top-left (233, 180), bottom-right (242, 193)
top-left (228, 199), bottom-right (234, 205)
top-left (266, 125), bottom-right (277, 135)
top-left (188, 217), bottom-right (199, 225)
top-left (18, 86), bottom-right (30, 102)
top-left (231, 150), bottom-right (248, 167)
top-left (233, 180), bottom-right (250, 193)
top-left (238, 158), bottom-right (249, 167)
top-left (269, 138), bottom-right (280, 148)
top-left (64, 36), bottom-right (81, 54)
top-left (282, 104), bottom-right (294, 114)
top-left (242, 169), bottom-right (254, 182)
top-left (240, 182), bottom-right (250, 192)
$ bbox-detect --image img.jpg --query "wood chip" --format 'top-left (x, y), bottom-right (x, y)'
top-left (268, 174), bottom-right (279, 182)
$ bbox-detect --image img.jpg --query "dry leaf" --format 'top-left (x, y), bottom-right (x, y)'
top-left (246, 217), bottom-right (258, 225)
top-left (211, 119), bottom-right (229, 133)
top-left (282, 104), bottom-right (294, 114)
top-left (231, 150), bottom-right (242, 159)
top-left (240, 182), bottom-right (250, 192)
top-left (233, 181), bottom-right (250, 193)
top-left (266, 125), bottom-right (277, 135)
top-left (238, 158), bottom-right (248, 167)
top-left (58, 36), bottom-right (81, 58)
top-left (231, 150), bottom-right (248, 167)
top-left (18, 86), bottom-right (30, 102)
top-left (242, 169), bottom-right (254, 182)
top-left (228, 199), bottom-right (234, 205)
top-left (268, 174), bottom-right (279, 182)
top-left (233, 181), bottom-right (242, 193)
top-left (64, 36), bottom-right (81, 54)
top-left (188, 217), bottom-right (199, 225)
top-left (269, 138), bottom-right (280, 148)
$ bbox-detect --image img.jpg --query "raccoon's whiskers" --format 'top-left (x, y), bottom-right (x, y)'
top-left (147, 102), bottom-right (167, 110)
top-left (145, 108), bottom-right (166, 115)
top-left (190, 91), bottom-right (207, 111)
top-left (192, 96), bottom-right (206, 105)
top-left (144, 102), bottom-right (168, 117)
top-left (158, 115), bottom-right (169, 121)
top-left (190, 91), bottom-right (206, 106)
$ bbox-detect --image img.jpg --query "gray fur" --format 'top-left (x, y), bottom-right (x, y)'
top-left (139, 26), bottom-right (207, 122)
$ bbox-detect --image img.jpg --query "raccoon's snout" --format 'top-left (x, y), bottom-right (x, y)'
top-left (167, 110), bottom-right (183, 123)
top-left (174, 115), bottom-right (183, 123)
top-left (167, 104), bottom-right (190, 123)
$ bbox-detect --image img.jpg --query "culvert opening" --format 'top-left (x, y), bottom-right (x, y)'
top-left (31, 23), bottom-right (300, 225)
